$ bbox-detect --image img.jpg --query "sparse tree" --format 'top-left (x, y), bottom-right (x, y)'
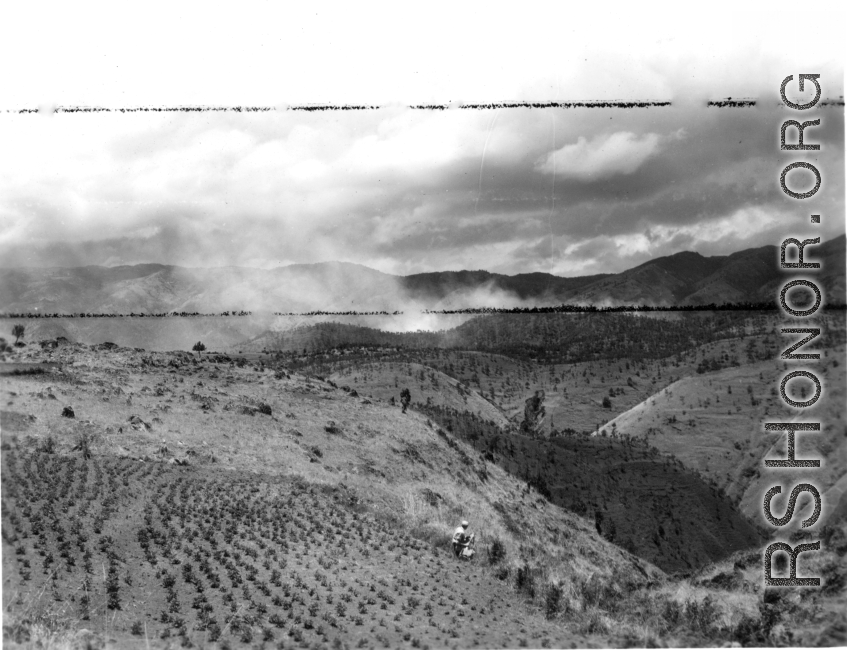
top-left (12, 324), bottom-right (25, 345)
top-left (192, 341), bottom-right (207, 357)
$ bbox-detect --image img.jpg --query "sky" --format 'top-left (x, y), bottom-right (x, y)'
top-left (0, 2), bottom-right (844, 277)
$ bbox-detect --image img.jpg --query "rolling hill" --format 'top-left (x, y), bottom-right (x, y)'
top-left (2, 235), bottom-right (844, 315)
top-left (413, 402), bottom-right (763, 575)
top-left (3, 323), bottom-right (846, 646)
top-left (1, 340), bottom-right (673, 648)
top-left (603, 340), bottom-right (847, 533)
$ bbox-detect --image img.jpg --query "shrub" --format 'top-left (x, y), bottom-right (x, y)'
top-left (515, 562), bottom-right (536, 599)
top-left (733, 600), bottom-right (781, 645)
top-left (130, 621), bottom-right (144, 636)
top-left (257, 402), bottom-right (272, 416)
top-left (685, 595), bottom-right (721, 635)
top-left (207, 624), bottom-right (221, 642)
top-left (487, 538), bottom-right (506, 565)
top-left (72, 432), bottom-right (92, 459)
top-left (662, 598), bottom-right (681, 627)
top-left (545, 583), bottom-right (563, 619)
top-left (581, 609), bottom-right (609, 635)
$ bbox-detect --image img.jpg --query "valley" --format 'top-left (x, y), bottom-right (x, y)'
top-left (2, 307), bottom-right (846, 648)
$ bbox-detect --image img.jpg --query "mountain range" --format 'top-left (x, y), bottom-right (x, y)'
top-left (1, 235), bottom-right (844, 314)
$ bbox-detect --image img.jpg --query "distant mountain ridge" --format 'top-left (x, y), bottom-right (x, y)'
top-left (1, 235), bottom-right (844, 314)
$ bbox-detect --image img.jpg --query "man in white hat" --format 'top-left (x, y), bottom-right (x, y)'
top-left (452, 520), bottom-right (475, 559)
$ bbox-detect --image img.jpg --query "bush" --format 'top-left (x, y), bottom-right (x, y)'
top-left (38, 436), bottom-right (56, 454)
top-left (256, 402), bottom-right (272, 416)
top-left (487, 538), bottom-right (506, 565)
top-left (515, 562), bottom-right (537, 599)
top-left (545, 583), bottom-right (563, 619)
top-left (662, 598), bottom-right (681, 627)
top-left (578, 608), bottom-right (610, 635)
top-left (733, 601), bottom-right (781, 645)
top-left (685, 595), bottom-right (721, 635)
top-left (72, 432), bottom-right (92, 459)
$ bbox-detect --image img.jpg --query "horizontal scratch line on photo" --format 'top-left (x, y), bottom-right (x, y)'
top-left (4, 304), bottom-right (846, 318)
top-left (5, 101), bottom-right (676, 114)
top-left (7, 100), bottom-right (845, 114)
top-left (708, 99), bottom-right (845, 107)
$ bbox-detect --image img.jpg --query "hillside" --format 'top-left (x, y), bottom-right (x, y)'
top-left (274, 313), bottom-right (783, 434)
top-left (0, 341), bottom-right (651, 648)
top-left (2, 235), bottom-right (844, 314)
top-left (604, 340), bottom-right (847, 531)
top-left (398, 270), bottom-right (611, 305)
top-left (328, 361), bottom-right (510, 428)
top-left (414, 403), bottom-right (762, 574)
top-left (0, 262), bottom-right (406, 315)
top-left (571, 236), bottom-right (846, 307)
top-left (0, 341), bottom-right (740, 576)
top-left (3, 339), bottom-right (846, 647)
top-left (245, 311), bottom-right (770, 363)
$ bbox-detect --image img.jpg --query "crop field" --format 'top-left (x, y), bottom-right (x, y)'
top-left (2, 448), bottom-right (586, 649)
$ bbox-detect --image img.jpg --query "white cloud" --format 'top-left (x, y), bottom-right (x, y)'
top-left (537, 131), bottom-right (666, 180)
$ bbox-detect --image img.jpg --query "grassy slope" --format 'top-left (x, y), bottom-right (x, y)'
top-left (3, 340), bottom-right (845, 648)
top-left (328, 361), bottom-right (509, 428)
top-left (313, 318), bottom-right (844, 534)
top-left (2, 343), bottom-right (657, 649)
top-left (604, 344), bottom-right (847, 531)
top-left (414, 403), bottom-right (762, 575)
top-left (295, 327), bottom-right (780, 436)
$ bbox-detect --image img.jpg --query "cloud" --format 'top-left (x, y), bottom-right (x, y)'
top-left (0, 95), bottom-right (843, 277)
top-left (536, 130), bottom-right (684, 180)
